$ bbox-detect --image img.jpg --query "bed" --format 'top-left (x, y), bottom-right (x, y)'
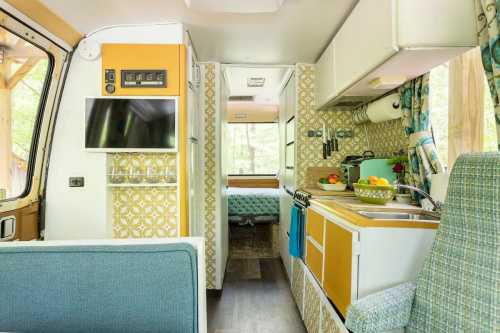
top-left (226, 187), bottom-right (280, 224)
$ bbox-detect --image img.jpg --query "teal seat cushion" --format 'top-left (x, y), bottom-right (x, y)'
top-left (0, 242), bottom-right (198, 333)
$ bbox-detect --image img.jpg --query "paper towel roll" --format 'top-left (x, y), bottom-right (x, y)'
top-left (366, 93), bottom-right (402, 123)
top-left (430, 173), bottom-right (450, 204)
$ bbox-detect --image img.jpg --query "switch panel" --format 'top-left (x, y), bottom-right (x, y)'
top-left (105, 69), bottom-right (116, 94)
top-left (69, 177), bottom-right (85, 187)
top-left (121, 69), bottom-right (167, 88)
top-left (0, 216), bottom-right (16, 241)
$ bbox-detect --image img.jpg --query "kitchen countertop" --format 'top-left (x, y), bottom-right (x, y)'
top-left (310, 197), bottom-right (440, 230)
top-left (303, 188), bottom-right (356, 197)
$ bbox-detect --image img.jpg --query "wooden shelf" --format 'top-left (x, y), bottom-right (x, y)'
top-left (107, 183), bottom-right (177, 188)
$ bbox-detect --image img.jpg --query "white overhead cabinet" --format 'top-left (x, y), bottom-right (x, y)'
top-left (315, 0), bottom-right (477, 110)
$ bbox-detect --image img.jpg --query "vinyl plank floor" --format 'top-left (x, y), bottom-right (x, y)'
top-left (207, 259), bottom-right (306, 333)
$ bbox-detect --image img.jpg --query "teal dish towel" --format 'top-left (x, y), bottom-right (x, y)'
top-left (289, 205), bottom-right (304, 258)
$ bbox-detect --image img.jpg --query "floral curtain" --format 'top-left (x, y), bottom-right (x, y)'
top-left (400, 74), bottom-right (444, 198)
top-left (476, 0), bottom-right (500, 150)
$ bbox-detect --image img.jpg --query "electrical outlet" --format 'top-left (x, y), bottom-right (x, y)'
top-left (69, 177), bottom-right (85, 187)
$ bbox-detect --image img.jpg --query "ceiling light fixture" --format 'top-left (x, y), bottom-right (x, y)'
top-left (247, 77), bottom-right (266, 88)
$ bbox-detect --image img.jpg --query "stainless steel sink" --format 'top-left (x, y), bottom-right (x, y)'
top-left (357, 211), bottom-right (440, 221)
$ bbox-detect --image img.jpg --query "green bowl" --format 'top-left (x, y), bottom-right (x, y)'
top-left (353, 183), bottom-right (396, 205)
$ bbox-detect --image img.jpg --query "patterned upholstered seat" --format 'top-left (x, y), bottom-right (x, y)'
top-left (345, 153), bottom-right (500, 333)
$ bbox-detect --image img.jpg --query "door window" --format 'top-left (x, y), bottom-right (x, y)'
top-left (0, 27), bottom-right (50, 200)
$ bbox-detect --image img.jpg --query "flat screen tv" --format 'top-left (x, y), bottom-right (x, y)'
top-left (85, 98), bottom-right (177, 151)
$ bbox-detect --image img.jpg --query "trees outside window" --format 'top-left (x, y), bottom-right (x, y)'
top-left (227, 123), bottom-right (279, 175)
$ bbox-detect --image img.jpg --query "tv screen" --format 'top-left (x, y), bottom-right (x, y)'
top-left (85, 98), bottom-right (177, 150)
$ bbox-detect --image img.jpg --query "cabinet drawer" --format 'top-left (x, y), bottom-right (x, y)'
top-left (306, 208), bottom-right (324, 245)
top-left (324, 220), bottom-right (354, 317)
top-left (306, 239), bottom-right (323, 283)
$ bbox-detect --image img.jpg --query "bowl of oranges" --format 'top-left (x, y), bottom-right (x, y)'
top-left (353, 176), bottom-right (396, 205)
top-left (318, 173), bottom-right (347, 191)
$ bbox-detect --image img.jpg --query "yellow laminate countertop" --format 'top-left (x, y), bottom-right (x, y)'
top-left (310, 197), bottom-right (440, 230)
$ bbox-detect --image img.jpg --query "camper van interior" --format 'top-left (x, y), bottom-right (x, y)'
top-left (0, 1), bottom-right (499, 332)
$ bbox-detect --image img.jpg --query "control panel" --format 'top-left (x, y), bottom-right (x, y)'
top-left (121, 70), bottom-right (167, 88)
top-left (101, 44), bottom-right (180, 96)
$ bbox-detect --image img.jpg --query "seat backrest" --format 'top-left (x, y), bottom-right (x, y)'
top-left (408, 153), bottom-right (500, 332)
top-left (0, 242), bottom-right (198, 333)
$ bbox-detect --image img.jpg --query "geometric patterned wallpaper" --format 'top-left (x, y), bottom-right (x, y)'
top-left (112, 187), bottom-right (177, 238)
top-left (201, 63), bottom-right (217, 289)
top-left (295, 64), bottom-right (408, 188)
top-left (295, 64), bottom-right (366, 188)
top-left (364, 118), bottom-right (408, 157)
top-left (303, 276), bottom-right (321, 333)
top-left (108, 153), bottom-right (178, 239)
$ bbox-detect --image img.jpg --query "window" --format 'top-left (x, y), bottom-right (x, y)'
top-left (0, 27), bottom-right (50, 200)
top-left (429, 49), bottom-right (498, 170)
top-left (227, 123), bottom-right (279, 175)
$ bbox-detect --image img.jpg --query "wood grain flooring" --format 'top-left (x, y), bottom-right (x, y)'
top-left (207, 259), bottom-right (306, 333)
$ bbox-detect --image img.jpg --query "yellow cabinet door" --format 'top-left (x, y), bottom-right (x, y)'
top-left (306, 208), bottom-right (324, 245)
top-left (305, 239), bottom-right (323, 283)
top-left (323, 220), bottom-right (353, 317)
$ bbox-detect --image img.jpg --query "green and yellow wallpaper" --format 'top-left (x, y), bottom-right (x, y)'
top-left (202, 63), bottom-right (218, 289)
top-left (108, 153), bottom-right (178, 239)
top-left (295, 64), bottom-right (408, 188)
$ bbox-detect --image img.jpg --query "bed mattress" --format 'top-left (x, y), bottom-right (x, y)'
top-left (227, 187), bottom-right (280, 217)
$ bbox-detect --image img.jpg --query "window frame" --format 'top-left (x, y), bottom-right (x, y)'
top-left (0, 8), bottom-right (69, 211)
top-left (0, 25), bottom-right (54, 202)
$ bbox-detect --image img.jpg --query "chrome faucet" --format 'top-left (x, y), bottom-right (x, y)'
top-left (396, 183), bottom-right (442, 213)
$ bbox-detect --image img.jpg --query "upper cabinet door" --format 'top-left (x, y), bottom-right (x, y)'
top-left (315, 41), bottom-right (335, 109)
top-left (334, 0), bottom-right (397, 96)
top-left (285, 73), bottom-right (296, 121)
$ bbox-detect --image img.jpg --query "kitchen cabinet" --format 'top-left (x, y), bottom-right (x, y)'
top-left (300, 199), bottom-right (438, 324)
top-left (315, 41), bottom-right (335, 110)
top-left (286, 118), bottom-right (295, 144)
top-left (291, 257), bottom-right (349, 333)
top-left (305, 240), bottom-right (323, 283)
top-left (285, 73), bottom-right (296, 121)
top-left (323, 220), bottom-right (358, 317)
top-left (306, 208), bottom-right (324, 245)
top-left (279, 70), bottom-right (297, 279)
top-left (315, 0), bottom-right (477, 110)
top-left (334, 0), bottom-right (395, 99)
top-left (279, 70), bottom-right (297, 193)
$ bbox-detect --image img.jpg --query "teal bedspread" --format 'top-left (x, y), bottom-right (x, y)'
top-left (227, 187), bottom-right (280, 216)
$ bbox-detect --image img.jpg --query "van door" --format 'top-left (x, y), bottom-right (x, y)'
top-left (0, 7), bottom-right (71, 240)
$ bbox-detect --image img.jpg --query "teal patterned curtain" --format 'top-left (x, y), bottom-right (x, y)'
top-left (400, 74), bottom-right (444, 198)
top-left (476, 0), bottom-right (500, 150)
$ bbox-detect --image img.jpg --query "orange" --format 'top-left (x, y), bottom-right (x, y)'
top-left (368, 176), bottom-right (379, 185)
